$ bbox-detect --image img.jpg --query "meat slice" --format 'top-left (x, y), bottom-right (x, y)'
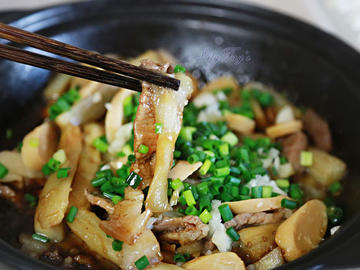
top-left (100, 188), bottom-right (151, 244)
top-left (224, 209), bottom-right (288, 230)
top-left (153, 215), bottom-right (209, 245)
top-left (280, 131), bottom-right (308, 171)
top-left (303, 109), bottom-right (332, 152)
top-left (84, 190), bottom-right (114, 214)
top-left (132, 59), bottom-right (193, 213)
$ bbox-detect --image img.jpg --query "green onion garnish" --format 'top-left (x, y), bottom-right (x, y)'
top-left (300, 151), bottom-right (313, 166)
top-left (218, 204), bottom-right (233, 222)
top-left (221, 131), bottom-right (238, 147)
top-left (138, 144), bottom-right (149, 154)
top-left (112, 195), bottom-right (123, 205)
top-left (251, 186), bottom-right (263, 198)
top-left (126, 171), bottom-right (142, 189)
top-left (174, 64), bottom-right (186, 73)
top-left (185, 205), bottom-right (199, 216)
top-left (66, 206), bottom-right (78, 223)
top-left (218, 143), bottom-right (229, 157)
top-left (328, 181), bottom-right (342, 194)
top-left (155, 123), bottom-right (163, 134)
top-left (281, 198), bottom-right (297, 209)
top-left (0, 163), bottom-right (8, 179)
top-left (187, 154), bottom-right (199, 164)
top-left (183, 190), bottom-right (196, 206)
top-left (199, 209), bottom-right (212, 224)
top-left (57, 168), bottom-right (70, 179)
top-left (5, 128), bottom-right (12, 139)
top-left (112, 239), bottom-right (123, 251)
top-left (173, 253), bottom-right (191, 263)
top-left (180, 126), bottom-right (196, 142)
top-left (123, 95), bottom-right (134, 117)
top-left (91, 176), bottom-right (107, 187)
top-left (214, 166), bottom-right (230, 177)
top-left (226, 227), bottom-right (240, 241)
top-left (199, 159), bottom-right (212, 176)
top-left (289, 184), bottom-right (303, 200)
top-left (262, 186), bottom-right (273, 198)
top-left (24, 193), bottom-right (37, 207)
top-left (276, 179), bottom-right (290, 190)
top-left (92, 136), bottom-right (109, 153)
top-left (171, 178), bottom-right (184, 190)
top-left (32, 233), bottom-right (49, 243)
top-left (53, 149), bottom-right (66, 164)
top-left (135, 255), bottom-right (150, 270)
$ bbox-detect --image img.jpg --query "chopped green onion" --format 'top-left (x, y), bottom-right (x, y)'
top-left (218, 204), bottom-right (233, 222)
top-left (92, 136), bottom-right (109, 153)
top-left (66, 206), bottom-right (78, 223)
top-left (214, 166), bottom-right (230, 177)
top-left (123, 95), bottom-right (134, 117)
top-left (171, 178), bottom-right (184, 190)
top-left (227, 176), bottom-right (241, 186)
top-left (180, 126), bottom-right (196, 142)
top-left (328, 181), bottom-right (342, 194)
top-left (117, 151), bottom-right (126, 157)
top-left (251, 186), bottom-right (263, 198)
top-left (199, 209), bottom-right (212, 224)
top-left (57, 168), bottom-right (70, 179)
top-left (48, 157), bottom-right (61, 171)
top-left (0, 163), bottom-right (8, 179)
top-left (240, 185), bottom-right (250, 195)
top-left (197, 182), bottom-right (209, 196)
top-left (17, 142), bottom-right (23, 152)
top-left (24, 193), bottom-right (37, 207)
top-left (219, 143), bottom-right (229, 157)
top-left (221, 131), bottom-right (238, 147)
top-left (155, 123), bottom-right (163, 134)
top-left (174, 64), bottom-right (186, 73)
top-left (199, 159), bottom-right (212, 176)
top-left (91, 176), bottom-right (107, 187)
top-left (126, 171), bottom-right (142, 189)
top-left (135, 255), bottom-right (150, 270)
top-left (185, 205), bottom-right (199, 216)
top-left (183, 190), bottom-right (196, 206)
top-left (5, 128), bottom-right (12, 139)
top-left (42, 164), bottom-right (52, 176)
top-left (112, 195), bottom-right (123, 205)
top-left (121, 144), bottom-right (133, 156)
top-left (187, 154), bottom-right (200, 164)
top-left (276, 179), bottom-right (290, 190)
top-left (280, 156), bottom-right (288, 165)
top-left (262, 186), bottom-right (273, 198)
top-left (226, 227), bottom-right (240, 241)
top-left (138, 144), bottom-right (149, 154)
top-left (281, 198), bottom-right (297, 209)
top-left (53, 149), bottom-right (66, 164)
top-left (174, 253), bottom-right (191, 263)
top-left (300, 151), bottom-right (313, 166)
top-left (128, 154), bottom-right (136, 163)
top-left (32, 233), bottom-right (49, 243)
top-left (290, 184), bottom-right (303, 200)
top-left (327, 206), bottom-right (343, 225)
top-left (239, 195), bottom-right (251, 200)
top-left (112, 239), bottom-right (123, 251)
top-left (29, 138), bottom-right (39, 148)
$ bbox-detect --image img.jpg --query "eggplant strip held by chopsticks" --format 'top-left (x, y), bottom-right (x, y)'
top-left (132, 59), bottom-right (193, 213)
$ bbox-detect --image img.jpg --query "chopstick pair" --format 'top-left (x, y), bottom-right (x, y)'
top-left (0, 23), bottom-right (180, 92)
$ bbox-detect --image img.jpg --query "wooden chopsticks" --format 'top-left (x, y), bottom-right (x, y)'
top-left (0, 23), bottom-right (180, 92)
